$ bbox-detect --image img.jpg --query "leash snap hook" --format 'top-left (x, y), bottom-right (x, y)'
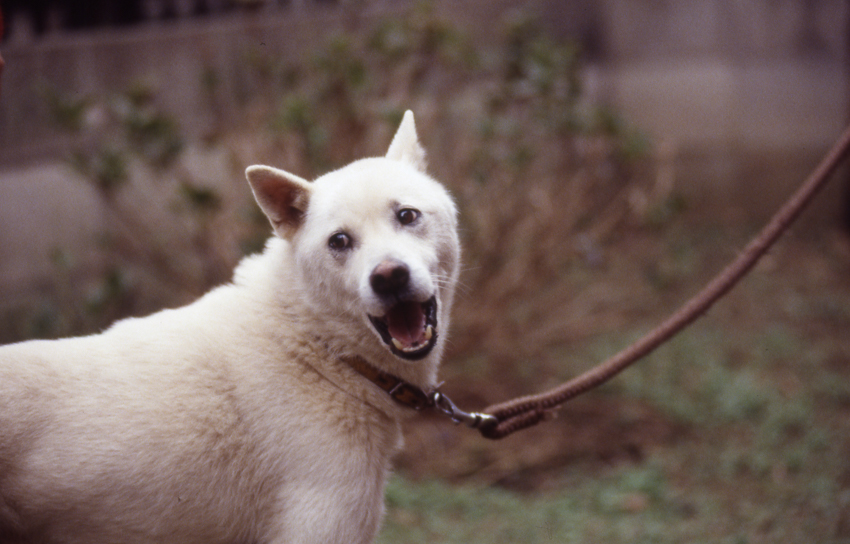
top-left (430, 391), bottom-right (498, 430)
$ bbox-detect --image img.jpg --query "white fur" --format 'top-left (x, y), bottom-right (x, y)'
top-left (0, 111), bottom-right (459, 544)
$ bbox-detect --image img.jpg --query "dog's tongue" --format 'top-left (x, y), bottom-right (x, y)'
top-left (385, 301), bottom-right (426, 347)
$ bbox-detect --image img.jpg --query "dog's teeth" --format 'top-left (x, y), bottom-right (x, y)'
top-left (390, 326), bottom-right (434, 353)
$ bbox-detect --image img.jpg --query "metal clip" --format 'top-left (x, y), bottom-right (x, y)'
top-left (430, 391), bottom-right (498, 429)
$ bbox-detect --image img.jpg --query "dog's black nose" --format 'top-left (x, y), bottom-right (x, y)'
top-left (370, 260), bottom-right (410, 297)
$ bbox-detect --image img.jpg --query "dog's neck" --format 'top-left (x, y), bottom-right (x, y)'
top-left (338, 354), bottom-right (433, 411)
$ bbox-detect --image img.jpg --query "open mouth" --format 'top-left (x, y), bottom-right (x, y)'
top-left (368, 296), bottom-right (438, 360)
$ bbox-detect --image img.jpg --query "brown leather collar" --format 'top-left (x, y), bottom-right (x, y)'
top-left (339, 355), bottom-right (499, 432)
top-left (340, 355), bottom-right (433, 410)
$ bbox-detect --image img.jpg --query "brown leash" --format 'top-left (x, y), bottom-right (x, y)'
top-left (347, 125), bottom-right (850, 440)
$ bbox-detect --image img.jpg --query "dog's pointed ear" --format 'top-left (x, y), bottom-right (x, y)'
top-left (246, 165), bottom-right (312, 238)
top-left (386, 110), bottom-right (427, 172)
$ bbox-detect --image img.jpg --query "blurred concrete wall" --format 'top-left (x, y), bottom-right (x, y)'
top-left (0, 5), bottom-right (356, 164)
top-left (584, 0), bottom-right (846, 151)
top-left (543, 0), bottom-right (848, 224)
top-left (1, 0), bottom-right (846, 163)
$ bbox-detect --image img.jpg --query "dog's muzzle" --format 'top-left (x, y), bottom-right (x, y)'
top-left (367, 260), bottom-right (438, 360)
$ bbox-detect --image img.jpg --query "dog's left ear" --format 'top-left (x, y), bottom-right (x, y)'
top-left (386, 110), bottom-right (427, 173)
top-left (246, 165), bottom-right (313, 239)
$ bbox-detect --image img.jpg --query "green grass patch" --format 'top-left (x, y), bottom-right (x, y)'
top-left (591, 324), bottom-right (808, 426)
top-left (379, 464), bottom-right (712, 544)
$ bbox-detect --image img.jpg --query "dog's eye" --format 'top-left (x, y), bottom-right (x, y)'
top-left (328, 232), bottom-right (351, 251)
top-left (397, 208), bottom-right (420, 226)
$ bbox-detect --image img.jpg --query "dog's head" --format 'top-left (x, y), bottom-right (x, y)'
top-left (246, 112), bottom-right (460, 364)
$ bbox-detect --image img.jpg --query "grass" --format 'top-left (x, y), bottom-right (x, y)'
top-left (379, 463), bottom-right (715, 544)
top-left (605, 325), bottom-right (800, 425)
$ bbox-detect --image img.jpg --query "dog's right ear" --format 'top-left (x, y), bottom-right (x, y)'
top-left (246, 165), bottom-right (313, 239)
top-left (386, 110), bottom-right (427, 173)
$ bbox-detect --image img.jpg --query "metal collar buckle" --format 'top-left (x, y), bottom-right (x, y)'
top-left (430, 391), bottom-right (497, 430)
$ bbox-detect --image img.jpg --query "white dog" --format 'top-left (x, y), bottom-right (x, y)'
top-left (0, 111), bottom-right (460, 544)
